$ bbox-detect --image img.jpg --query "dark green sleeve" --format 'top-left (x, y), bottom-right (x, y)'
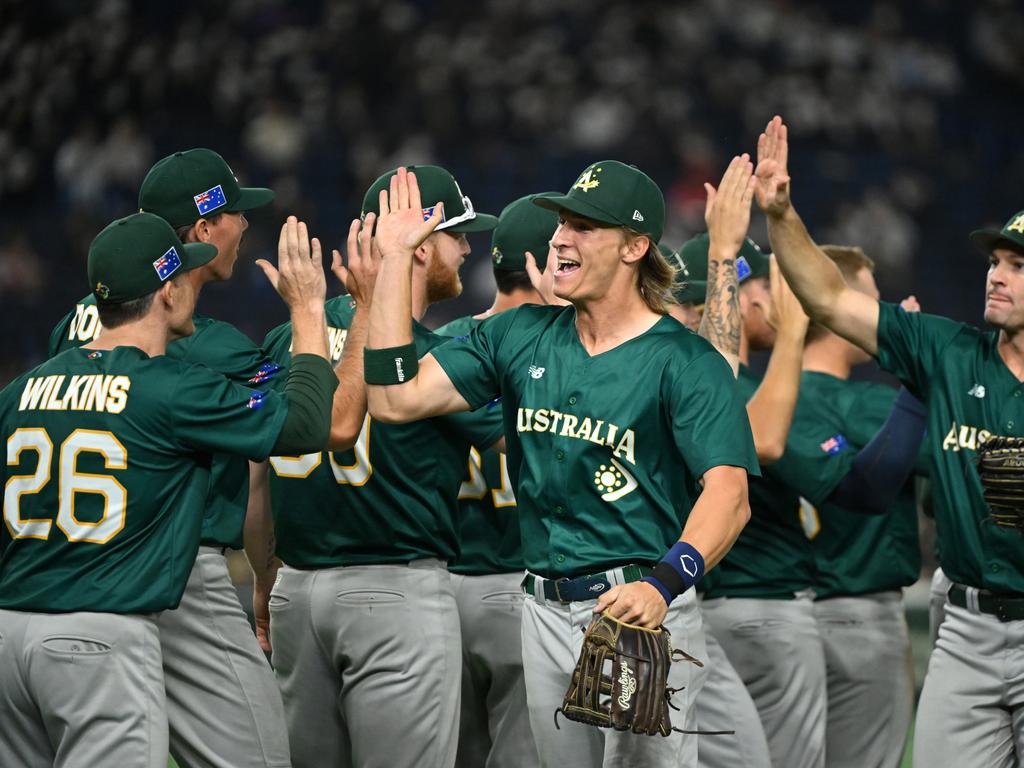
top-left (176, 319), bottom-right (288, 392)
top-left (668, 350), bottom-right (760, 478)
top-left (272, 354), bottom-right (339, 454)
top-left (442, 398), bottom-right (505, 449)
top-left (171, 364), bottom-right (289, 461)
top-left (431, 310), bottom-right (518, 409)
top-left (876, 302), bottom-right (966, 400)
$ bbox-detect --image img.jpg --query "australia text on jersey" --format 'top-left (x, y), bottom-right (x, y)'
top-left (18, 375), bottom-right (131, 414)
top-left (941, 421), bottom-right (993, 452)
top-left (516, 406), bottom-right (636, 465)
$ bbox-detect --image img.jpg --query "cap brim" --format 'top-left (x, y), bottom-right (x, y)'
top-left (969, 228), bottom-right (1024, 257)
top-left (182, 242), bottom-right (218, 272)
top-left (533, 194), bottom-right (621, 227)
top-left (674, 280), bottom-right (707, 304)
top-left (229, 187), bottom-right (275, 213)
top-left (442, 212), bottom-right (499, 233)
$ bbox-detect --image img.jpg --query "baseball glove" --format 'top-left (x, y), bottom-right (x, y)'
top-left (978, 435), bottom-right (1024, 531)
top-left (554, 611), bottom-right (704, 737)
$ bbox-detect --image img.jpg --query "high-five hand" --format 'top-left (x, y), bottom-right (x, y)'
top-left (374, 167), bottom-right (445, 260)
top-left (755, 115), bottom-right (792, 217)
top-left (257, 216), bottom-right (327, 309)
top-left (705, 153), bottom-right (756, 253)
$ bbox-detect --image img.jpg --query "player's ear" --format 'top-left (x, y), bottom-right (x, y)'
top-left (621, 233), bottom-right (650, 265)
top-left (413, 234), bottom-right (434, 267)
top-left (193, 217), bottom-right (214, 243)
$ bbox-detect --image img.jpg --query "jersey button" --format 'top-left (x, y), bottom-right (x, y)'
top-left (569, 396), bottom-right (578, 405)
top-left (554, 506), bottom-right (565, 516)
top-left (992, 564), bottom-right (1001, 572)
top-left (556, 450), bottom-right (565, 461)
top-left (555, 554), bottom-right (566, 564)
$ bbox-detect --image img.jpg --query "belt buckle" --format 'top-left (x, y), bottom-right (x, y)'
top-left (554, 578), bottom-right (572, 604)
top-left (996, 599), bottom-right (1010, 622)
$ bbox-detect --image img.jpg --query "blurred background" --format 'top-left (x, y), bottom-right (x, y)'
top-left (4, 2), bottom-right (1021, 758)
top-left (3, 0), bottom-right (1023, 388)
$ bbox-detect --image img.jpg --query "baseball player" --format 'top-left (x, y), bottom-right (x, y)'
top-left (46, 148), bottom-right (367, 768)
top-left (263, 165), bottom-right (503, 768)
top-left (698, 229), bottom-right (828, 768)
top-left (0, 212), bottom-right (337, 768)
top-left (362, 161), bottom-right (759, 768)
top-left (761, 245), bottom-right (927, 768)
top-left (434, 192), bottom-right (559, 768)
top-left (757, 113), bottom-right (1024, 768)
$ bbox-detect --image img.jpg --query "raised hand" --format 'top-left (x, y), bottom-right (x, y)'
top-left (755, 115), bottom-right (792, 217)
top-left (257, 215), bottom-right (327, 310)
top-left (374, 167), bottom-right (445, 260)
top-left (704, 153), bottom-right (756, 254)
top-left (332, 213), bottom-right (379, 307)
top-left (766, 254), bottom-right (809, 337)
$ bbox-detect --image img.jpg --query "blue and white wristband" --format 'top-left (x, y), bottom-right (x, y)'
top-left (642, 541), bottom-right (706, 606)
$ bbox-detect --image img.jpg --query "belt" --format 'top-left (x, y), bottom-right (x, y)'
top-left (948, 583), bottom-right (1024, 622)
top-left (522, 564), bottom-right (652, 604)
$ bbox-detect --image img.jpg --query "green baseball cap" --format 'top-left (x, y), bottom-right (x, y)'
top-left (138, 148), bottom-right (275, 229)
top-left (664, 240), bottom-right (707, 304)
top-left (533, 160), bottom-right (665, 242)
top-left (88, 213), bottom-right (218, 303)
top-left (362, 165), bottom-right (498, 233)
top-left (490, 192), bottom-right (560, 272)
top-left (970, 209), bottom-right (1024, 257)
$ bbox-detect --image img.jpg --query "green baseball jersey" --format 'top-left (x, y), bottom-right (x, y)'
top-left (263, 296), bottom-right (504, 569)
top-left (435, 315), bottom-right (522, 575)
top-left (767, 372), bottom-right (921, 599)
top-left (430, 305), bottom-right (759, 579)
top-left (0, 347), bottom-right (286, 613)
top-left (702, 365), bottom-right (814, 600)
top-left (876, 301), bottom-right (1024, 592)
top-left (48, 294), bottom-right (288, 549)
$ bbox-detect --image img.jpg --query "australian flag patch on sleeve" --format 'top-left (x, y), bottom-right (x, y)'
top-left (194, 184), bottom-right (227, 215)
top-left (248, 362), bottom-right (283, 384)
top-left (819, 434), bottom-right (848, 455)
top-left (247, 391), bottom-right (268, 410)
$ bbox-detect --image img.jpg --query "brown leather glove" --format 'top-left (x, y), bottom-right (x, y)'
top-left (978, 435), bottom-right (1024, 530)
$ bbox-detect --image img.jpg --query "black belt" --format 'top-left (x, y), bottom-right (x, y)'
top-left (948, 583), bottom-right (1024, 622)
top-left (522, 564), bottom-right (652, 604)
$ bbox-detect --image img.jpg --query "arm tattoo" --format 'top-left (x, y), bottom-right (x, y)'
top-left (699, 257), bottom-right (740, 359)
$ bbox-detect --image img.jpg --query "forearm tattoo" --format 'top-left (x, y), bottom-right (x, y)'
top-left (699, 257), bottom-right (740, 358)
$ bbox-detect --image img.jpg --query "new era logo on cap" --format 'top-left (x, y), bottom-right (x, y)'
top-left (194, 184), bottom-right (227, 215)
top-left (153, 246), bottom-right (182, 280)
top-left (632, 210), bottom-right (644, 222)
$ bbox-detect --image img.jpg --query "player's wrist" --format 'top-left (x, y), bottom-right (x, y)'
top-left (643, 541), bottom-right (706, 606)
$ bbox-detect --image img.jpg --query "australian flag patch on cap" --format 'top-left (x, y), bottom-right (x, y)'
top-left (422, 204), bottom-right (446, 223)
top-left (736, 256), bottom-right (751, 281)
top-left (819, 434), bottom-right (848, 455)
top-left (194, 184), bottom-right (227, 215)
top-left (153, 246), bottom-right (182, 280)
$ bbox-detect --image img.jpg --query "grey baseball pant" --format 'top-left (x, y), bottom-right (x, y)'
top-left (695, 629), bottom-right (772, 768)
top-left (269, 559), bottom-right (462, 768)
top-left (701, 594), bottom-right (826, 768)
top-left (814, 592), bottom-right (913, 768)
top-left (913, 595), bottom-right (1024, 768)
top-left (0, 609), bottom-right (167, 768)
top-left (451, 571), bottom-right (539, 768)
top-left (928, 566), bottom-right (951, 644)
top-left (520, 586), bottom-right (707, 768)
top-left (159, 546), bottom-right (291, 768)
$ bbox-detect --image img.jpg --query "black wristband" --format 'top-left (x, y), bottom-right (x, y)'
top-left (364, 344), bottom-right (418, 385)
top-left (650, 561), bottom-right (688, 599)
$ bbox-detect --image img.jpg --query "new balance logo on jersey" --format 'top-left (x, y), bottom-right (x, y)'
top-left (968, 384), bottom-right (986, 398)
top-left (632, 210), bottom-right (644, 222)
top-left (528, 365), bottom-right (545, 379)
